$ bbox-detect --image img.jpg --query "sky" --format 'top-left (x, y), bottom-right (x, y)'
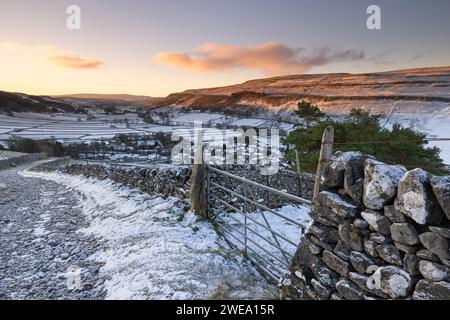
top-left (1, 0), bottom-right (450, 97)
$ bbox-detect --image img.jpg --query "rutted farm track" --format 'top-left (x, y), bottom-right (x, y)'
top-left (0, 166), bottom-right (105, 299)
top-left (0, 164), bottom-right (275, 300)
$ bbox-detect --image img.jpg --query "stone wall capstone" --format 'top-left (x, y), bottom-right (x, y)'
top-left (285, 151), bottom-right (450, 300)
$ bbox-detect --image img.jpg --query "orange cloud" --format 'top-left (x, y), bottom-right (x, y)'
top-left (46, 55), bottom-right (103, 69)
top-left (155, 42), bottom-right (365, 74)
top-left (0, 42), bottom-right (103, 70)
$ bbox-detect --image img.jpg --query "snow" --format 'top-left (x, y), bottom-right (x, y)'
top-left (172, 113), bottom-right (225, 124)
top-left (20, 170), bottom-right (274, 300)
top-left (230, 119), bottom-right (267, 127)
top-left (383, 111), bottom-right (450, 165)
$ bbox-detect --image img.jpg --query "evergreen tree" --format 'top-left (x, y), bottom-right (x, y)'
top-left (284, 107), bottom-right (447, 175)
top-left (294, 100), bottom-right (325, 128)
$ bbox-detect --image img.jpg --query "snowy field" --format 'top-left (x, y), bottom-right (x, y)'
top-left (21, 170), bottom-right (276, 300)
top-left (383, 111), bottom-right (450, 165)
top-left (0, 112), bottom-right (290, 143)
top-left (1, 110), bottom-right (449, 164)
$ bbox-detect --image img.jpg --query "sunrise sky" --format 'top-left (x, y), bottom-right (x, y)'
top-left (1, 0), bottom-right (450, 97)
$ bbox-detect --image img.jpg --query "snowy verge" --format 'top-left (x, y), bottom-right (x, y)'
top-left (20, 170), bottom-right (273, 300)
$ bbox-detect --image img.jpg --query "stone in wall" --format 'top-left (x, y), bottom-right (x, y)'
top-left (395, 169), bottom-right (444, 225)
top-left (322, 151), bottom-right (364, 189)
top-left (344, 154), bottom-right (374, 205)
top-left (430, 176), bottom-right (450, 220)
top-left (363, 159), bottom-right (406, 211)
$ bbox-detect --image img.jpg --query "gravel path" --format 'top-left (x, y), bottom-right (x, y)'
top-left (0, 165), bottom-right (106, 300)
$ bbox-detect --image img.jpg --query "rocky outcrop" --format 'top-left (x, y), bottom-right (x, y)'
top-left (285, 152), bottom-right (450, 300)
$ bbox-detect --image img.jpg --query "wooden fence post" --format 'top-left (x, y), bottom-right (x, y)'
top-left (189, 128), bottom-right (207, 217)
top-left (294, 149), bottom-right (302, 197)
top-left (313, 126), bottom-right (334, 199)
top-left (190, 163), bottom-right (207, 217)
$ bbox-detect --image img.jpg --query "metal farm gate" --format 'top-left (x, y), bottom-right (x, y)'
top-left (205, 166), bottom-right (311, 282)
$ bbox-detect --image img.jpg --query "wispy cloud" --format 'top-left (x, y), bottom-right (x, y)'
top-left (45, 55), bottom-right (103, 69)
top-left (155, 42), bottom-right (365, 75)
top-left (0, 42), bottom-right (103, 70)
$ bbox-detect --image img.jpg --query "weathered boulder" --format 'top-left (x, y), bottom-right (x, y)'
top-left (292, 265), bottom-right (314, 288)
top-left (0, 182), bottom-right (7, 191)
top-left (344, 154), bottom-right (374, 204)
top-left (309, 201), bottom-right (341, 227)
top-left (413, 280), bottom-right (450, 300)
top-left (313, 191), bottom-right (360, 220)
top-left (367, 266), bottom-right (413, 299)
top-left (419, 232), bottom-right (450, 260)
top-left (430, 175), bottom-right (450, 220)
top-left (363, 159), bottom-right (406, 210)
top-left (394, 241), bottom-right (418, 254)
top-left (429, 226), bottom-right (450, 239)
top-left (338, 222), bottom-right (364, 251)
top-left (390, 223), bottom-right (420, 245)
top-left (323, 250), bottom-right (352, 277)
top-left (322, 151), bottom-right (364, 189)
top-left (311, 278), bottom-right (333, 300)
top-left (419, 260), bottom-right (450, 281)
top-left (309, 235), bottom-right (334, 251)
top-left (416, 249), bottom-right (440, 262)
top-left (334, 240), bottom-right (351, 262)
top-left (361, 211), bottom-right (391, 235)
top-left (308, 222), bottom-right (339, 244)
top-left (376, 244), bottom-right (403, 265)
top-left (370, 232), bottom-right (392, 245)
top-left (395, 169), bottom-right (444, 225)
top-left (335, 279), bottom-right (367, 300)
top-left (348, 272), bottom-right (389, 298)
top-left (384, 205), bottom-right (405, 223)
top-left (441, 258), bottom-right (450, 268)
top-left (350, 251), bottom-right (379, 274)
top-left (364, 239), bottom-right (379, 257)
top-left (403, 253), bottom-right (420, 276)
top-left (310, 262), bottom-right (339, 288)
top-left (303, 237), bottom-right (323, 255)
top-left (292, 240), bottom-right (320, 269)
top-left (353, 219), bottom-right (369, 230)
top-left (330, 293), bottom-right (344, 300)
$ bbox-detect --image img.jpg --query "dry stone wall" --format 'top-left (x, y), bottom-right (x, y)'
top-left (0, 153), bottom-right (46, 170)
top-left (286, 151), bottom-right (450, 300)
top-left (34, 161), bottom-right (315, 208)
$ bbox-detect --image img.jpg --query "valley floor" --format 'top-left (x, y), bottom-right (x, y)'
top-left (0, 164), bottom-right (275, 300)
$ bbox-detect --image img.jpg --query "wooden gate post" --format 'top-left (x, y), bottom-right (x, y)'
top-left (294, 149), bottom-right (302, 197)
top-left (189, 128), bottom-right (207, 217)
top-left (190, 163), bottom-right (207, 217)
top-left (313, 126), bottom-right (334, 199)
